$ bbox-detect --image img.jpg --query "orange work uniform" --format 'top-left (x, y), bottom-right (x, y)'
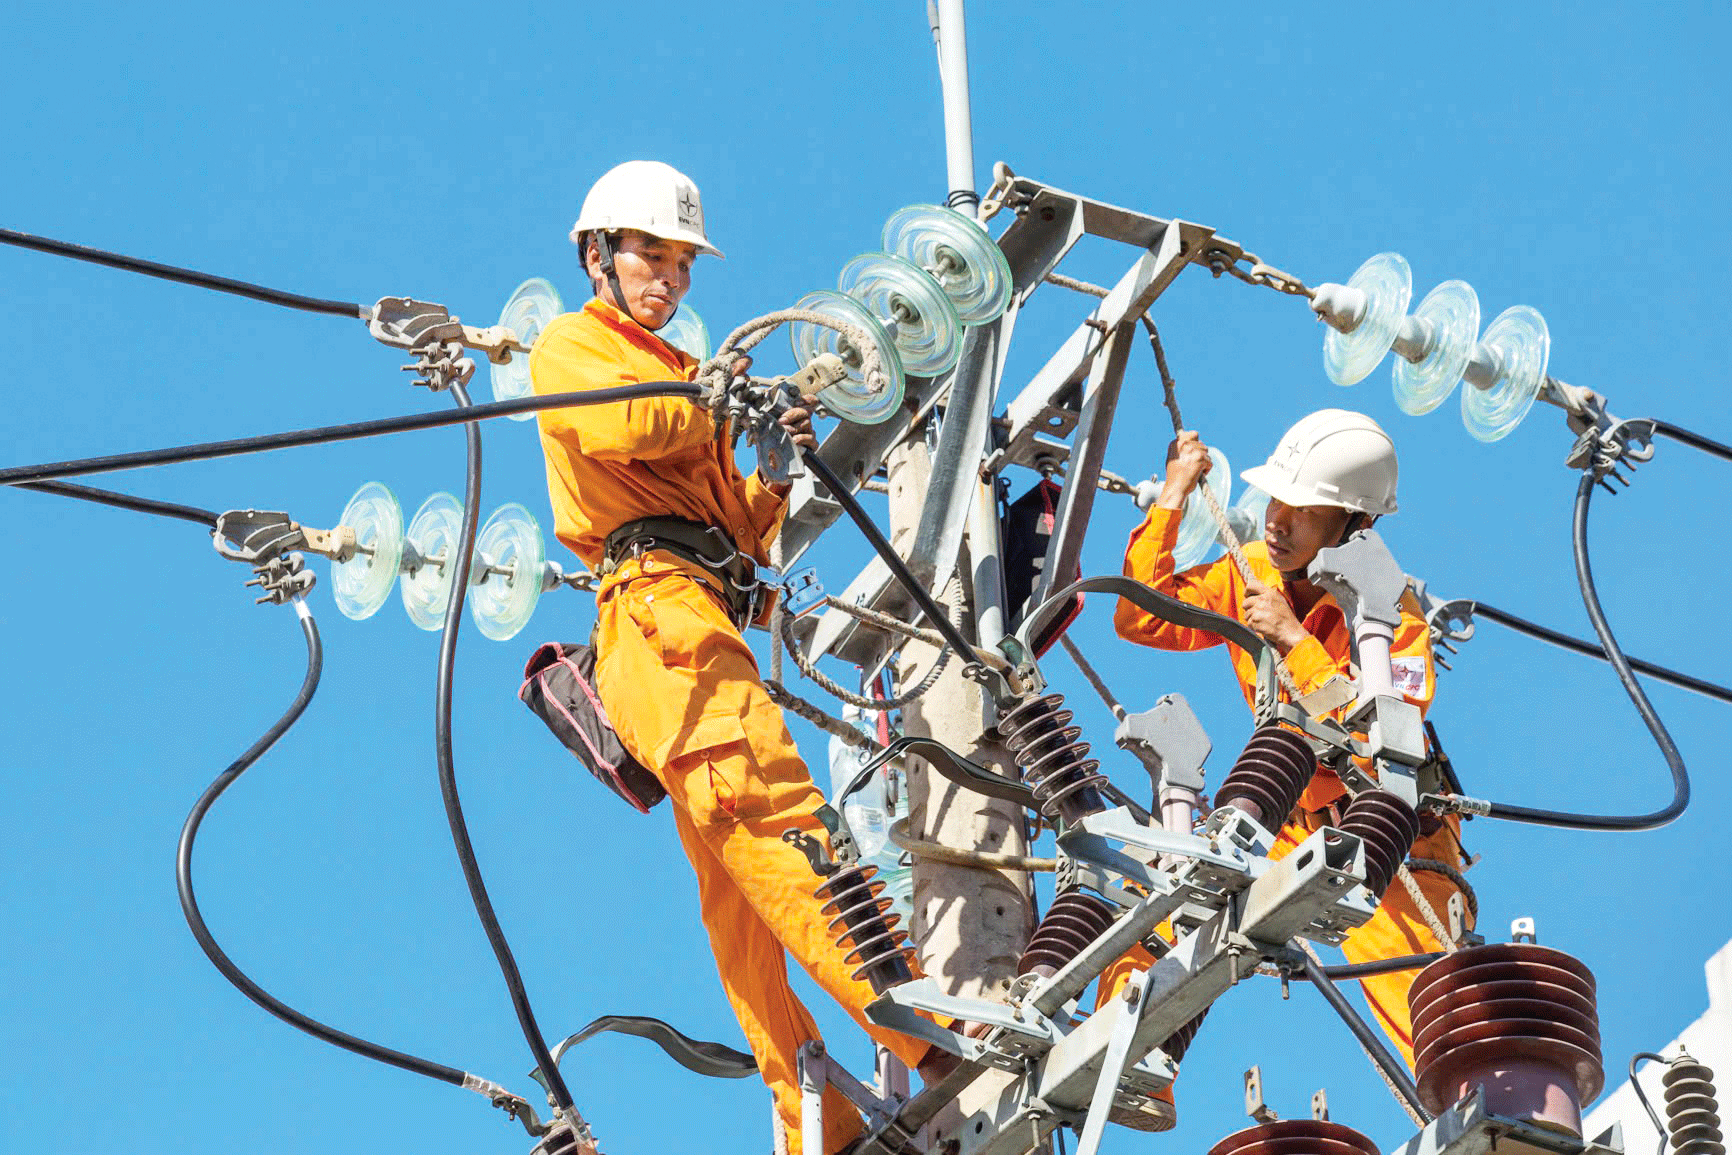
top-left (531, 298), bottom-right (928, 1154)
top-left (1108, 504), bottom-right (1471, 1066)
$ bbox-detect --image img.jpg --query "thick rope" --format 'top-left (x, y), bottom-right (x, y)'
top-left (765, 679), bottom-right (881, 750)
top-left (1045, 272), bottom-right (1456, 944)
top-left (1404, 857), bottom-right (1477, 920)
top-left (778, 581), bottom-right (961, 712)
top-left (768, 535), bottom-right (786, 684)
top-left (1395, 863), bottom-right (1460, 952)
top-left (697, 307), bottom-right (890, 424)
top-left (1058, 634), bottom-right (1126, 722)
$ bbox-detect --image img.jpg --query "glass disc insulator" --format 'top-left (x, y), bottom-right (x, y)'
top-left (1462, 305), bottom-right (1549, 443)
top-left (1393, 279), bottom-right (1480, 416)
top-left (491, 277), bottom-right (563, 422)
top-left (1171, 447), bottom-right (1231, 570)
top-left (837, 252), bottom-right (963, 378)
top-left (1323, 252), bottom-right (1412, 386)
top-left (658, 304), bottom-right (710, 363)
top-left (882, 203), bottom-right (1012, 325)
top-left (469, 503), bottom-right (546, 642)
top-left (331, 481), bottom-right (404, 621)
top-left (789, 288), bottom-right (906, 425)
top-left (401, 492), bottom-right (464, 632)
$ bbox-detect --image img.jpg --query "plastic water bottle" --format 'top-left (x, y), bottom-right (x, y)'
top-left (826, 706), bottom-right (914, 927)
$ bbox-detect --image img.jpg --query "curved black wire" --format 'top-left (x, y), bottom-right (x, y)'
top-left (176, 604), bottom-right (469, 1085)
top-left (1628, 1050), bottom-right (1671, 1155)
top-left (1652, 419), bottom-right (1732, 463)
top-left (433, 381), bottom-right (576, 1114)
top-left (1473, 601), bottom-right (1732, 705)
top-left (0, 385), bottom-right (702, 488)
top-left (1285, 952), bottom-right (1447, 982)
top-left (0, 226), bottom-right (364, 318)
top-left (18, 480), bottom-right (218, 526)
top-left (1298, 949), bottom-right (1431, 1122)
top-left (1480, 472), bottom-right (1690, 830)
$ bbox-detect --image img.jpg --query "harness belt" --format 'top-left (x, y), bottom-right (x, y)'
top-left (601, 516), bottom-right (763, 626)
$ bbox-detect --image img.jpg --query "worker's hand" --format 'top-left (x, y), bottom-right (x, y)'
top-left (1155, 430), bottom-right (1212, 511)
top-left (778, 394), bottom-right (819, 453)
top-left (1241, 575), bottom-right (1309, 655)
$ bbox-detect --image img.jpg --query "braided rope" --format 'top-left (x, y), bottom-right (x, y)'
top-left (777, 575), bottom-right (963, 712)
top-left (764, 679), bottom-right (880, 750)
top-left (1404, 857), bottom-right (1477, 919)
top-left (1395, 862), bottom-right (1461, 952)
top-left (697, 307), bottom-right (890, 423)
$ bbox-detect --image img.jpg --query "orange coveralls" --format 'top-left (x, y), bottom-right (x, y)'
top-left (531, 298), bottom-right (927, 1154)
top-left (1106, 504), bottom-right (1471, 1066)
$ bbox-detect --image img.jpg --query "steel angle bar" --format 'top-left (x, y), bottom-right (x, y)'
top-left (908, 188), bottom-right (1088, 593)
top-left (801, 554), bottom-right (897, 668)
top-left (1237, 826), bottom-right (1372, 946)
top-left (1076, 969), bottom-right (1153, 1155)
top-left (995, 219), bottom-right (1215, 473)
top-left (816, 1050), bottom-right (903, 1132)
top-left (1026, 882), bottom-right (1186, 1019)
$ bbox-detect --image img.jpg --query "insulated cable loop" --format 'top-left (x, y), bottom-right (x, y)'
top-left (175, 601), bottom-right (477, 1088)
top-left (0, 226), bottom-right (366, 318)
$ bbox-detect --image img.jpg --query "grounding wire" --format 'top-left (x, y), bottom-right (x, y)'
top-left (1471, 602), bottom-right (1731, 706)
top-left (0, 226), bottom-right (365, 318)
top-left (0, 385), bottom-right (704, 487)
top-left (433, 380), bottom-right (577, 1116)
top-left (1652, 420), bottom-right (1732, 464)
top-left (1471, 471), bottom-right (1691, 831)
top-left (1628, 1051), bottom-right (1671, 1155)
top-left (18, 479), bottom-right (218, 526)
top-left (1298, 948), bottom-right (1432, 1124)
top-left (176, 600), bottom-right (473, 1086)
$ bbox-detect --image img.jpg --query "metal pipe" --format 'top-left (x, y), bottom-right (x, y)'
top-left (929, 0), bottom-right (977, 213)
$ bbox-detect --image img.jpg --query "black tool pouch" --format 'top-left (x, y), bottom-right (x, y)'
top-left (518, 642), bottom-right (667, 813)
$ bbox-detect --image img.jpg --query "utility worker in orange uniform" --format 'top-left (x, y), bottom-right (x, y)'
top-left (529, 161), bottom-right (935, 1155)
top-left (1106, 409), bottom-right (1472, 1068)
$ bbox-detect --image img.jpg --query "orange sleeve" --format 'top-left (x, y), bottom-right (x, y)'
top-left (530, 313), bottom-right (714, 461)
top-left (1113, 506), bottom-right (1239, 651)
top-left (741, 471), bottom-right (788, 545)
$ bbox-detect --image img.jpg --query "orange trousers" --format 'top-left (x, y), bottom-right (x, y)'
top-left (1097, 809), bottom-right (1471, 1069)
top-left (595, 560), bottom-right (928, 1154)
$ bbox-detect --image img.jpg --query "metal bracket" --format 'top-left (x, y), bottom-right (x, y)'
top-left (1245, 1065), bottom-right (1279, 1123)
top-left (1074, 969), bottom-right (1151, 1155)
top-left (756, 565), bottom-right (826, 618)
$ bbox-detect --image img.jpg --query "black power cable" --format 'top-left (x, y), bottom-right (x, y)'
top-left (1472, 602), bottom-right (1732, 706)
top-left (1475, 471), bottom-right (1691, 831)
top-left (176, 602), bottom-right (471, 1086)
top-left (0, 226), bottom-right (364, 318)
top-left (433, 381), bottom-right (576, 1116)
top-left (1286, 952), bottom-right (1446, 982)
top-left (0, 385), bottom-right (703, 488)
top-left (18, 480), bottom-right (219, 527)
top-left (1298, 949), bottom-right (1432, 1123)
top-left (1652, 419), bottom-right (1732, 464)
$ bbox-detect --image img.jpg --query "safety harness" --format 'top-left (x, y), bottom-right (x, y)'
top-left (600, 515), bottom-right (768, 627)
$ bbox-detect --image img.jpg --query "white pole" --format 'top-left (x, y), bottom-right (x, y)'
top-left (929, 0), bottom-right (978, 215)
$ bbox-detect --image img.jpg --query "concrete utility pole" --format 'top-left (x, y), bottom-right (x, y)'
top-left (886, 434), bottom-right (1034, 1001)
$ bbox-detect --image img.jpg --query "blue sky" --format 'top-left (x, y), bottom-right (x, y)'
top-left (4, 3), bottom-right (1729, 1153)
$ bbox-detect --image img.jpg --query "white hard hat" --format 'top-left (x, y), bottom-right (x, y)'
top-left (1240, 409), bottom-right (1399, 516)
top-left (569, 160), bottom-right (723, 258)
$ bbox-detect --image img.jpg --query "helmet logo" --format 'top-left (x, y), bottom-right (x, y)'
top-left (678, 191), bottom-right (702, 229)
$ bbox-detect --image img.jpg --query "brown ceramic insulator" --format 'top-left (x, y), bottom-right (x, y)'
top-left (1001, 692), bottom-right (1109, 824)
top-left (1207, 1119), bottom-right (1382, 1155)
top-left (1662, 1058), bottom-right (1725, 1155)
top-left (531, 1123), bottom-right (588, 1155)
top-left (1017, 890), bottom-right (1116, 977)
top-left (815, 863), bottom-right (916, 993)
top-left (1337, 790), bottom-right (1421, 897)
top-left (1408, 944), bottom-right (1604, 1133)
top-left (1158, 1006), bottom-right (1209, 1062)
top-left (1216, 726), bottom-right (1317, 826)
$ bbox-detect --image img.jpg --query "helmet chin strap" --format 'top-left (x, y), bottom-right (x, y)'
top-left (590, 231), bottom-right (671, 332)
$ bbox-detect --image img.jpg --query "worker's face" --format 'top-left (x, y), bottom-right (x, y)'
top-left (587, 230), bottom-right (695, 330)
top-left (1263, 499), bottom-right (1355, 575)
